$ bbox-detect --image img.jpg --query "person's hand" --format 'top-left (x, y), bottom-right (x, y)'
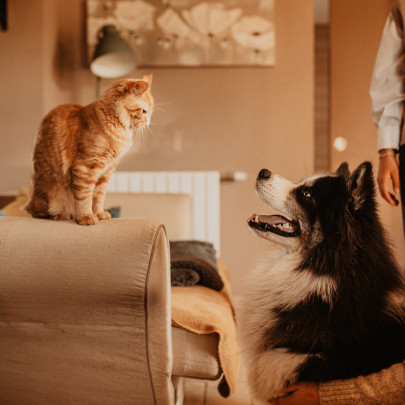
top-left (269, 382), bottom-right (320, 405)
top-left (377, 150), bottom-right (400, 206)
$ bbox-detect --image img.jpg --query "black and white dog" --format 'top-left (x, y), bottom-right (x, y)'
top-left (240, 162), bottom-right (405, 403)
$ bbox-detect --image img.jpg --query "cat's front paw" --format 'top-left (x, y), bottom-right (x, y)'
top-left (96, 211), bottom-right (111, 221)
top-left (52, 214), bottom-right (66, 221)
top-left (76, 214), bottom-right (99, 226)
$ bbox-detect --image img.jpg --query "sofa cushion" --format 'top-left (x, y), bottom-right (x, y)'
top-left (171, 326), bottom-right (220, 380)
top-left (1, 188), bottom-right (30, 217)
top-left (105, 193), bottom-right (192, 241)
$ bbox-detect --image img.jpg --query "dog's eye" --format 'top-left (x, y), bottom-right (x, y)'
top-left (142, 109), bottom-right (147, 114)
top-left (302, 189), bottom-right (311, 198)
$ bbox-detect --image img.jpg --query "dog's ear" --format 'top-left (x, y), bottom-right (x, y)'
top-left (349, 162), bottom-right (374, 210)
top-left (335, 162), bottom-right (350, 181)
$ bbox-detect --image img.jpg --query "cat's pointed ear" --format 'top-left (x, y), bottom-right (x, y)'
top-left (142, 74), bottom-right (153, 88)
top-left (132, 80), bottom-right (148, 96)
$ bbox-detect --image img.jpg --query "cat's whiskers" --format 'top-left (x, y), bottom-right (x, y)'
top-left (153, 101), bottom-right (170, 112)
top-left (148, 122), bottom-right (162, 129)
top-left (133, 126), bottom-right (158, 150)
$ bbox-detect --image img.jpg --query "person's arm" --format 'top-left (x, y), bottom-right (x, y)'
top-left (319, 360), bottom-right (405, 405)
top-left (377, 148), bottom-right (400, 206)
top-left (271, 361), bottom-right (405, 405)
top-left (370, 10), bottom-right (405, 205)
top-left (370, 11), bottom-right (405, 153)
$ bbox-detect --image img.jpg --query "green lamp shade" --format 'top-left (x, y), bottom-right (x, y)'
top-left (90, 25), bottom-right (136, 78)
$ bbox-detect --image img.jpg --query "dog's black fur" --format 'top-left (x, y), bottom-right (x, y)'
top-left (241, 162), bottom-right (405, 402)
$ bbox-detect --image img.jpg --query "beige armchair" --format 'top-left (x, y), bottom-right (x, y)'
top-left (0, 193), bottom-right (237, 405)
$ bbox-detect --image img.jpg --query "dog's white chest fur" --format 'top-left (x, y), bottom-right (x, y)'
top-left (239, 248), bottom-right (337, 403)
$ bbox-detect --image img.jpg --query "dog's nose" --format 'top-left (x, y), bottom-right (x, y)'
top-left (257, 169), bottom-right (271, 180)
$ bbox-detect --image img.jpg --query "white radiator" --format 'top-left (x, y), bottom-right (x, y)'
top-left (107, 171), bottom-right (221, 254)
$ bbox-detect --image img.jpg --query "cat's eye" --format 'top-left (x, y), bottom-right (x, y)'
top-left (142, 109), bottom-right (147, 114)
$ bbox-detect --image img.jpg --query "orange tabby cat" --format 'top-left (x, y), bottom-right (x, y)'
top-left (25, 75), bottom-right (153, 225)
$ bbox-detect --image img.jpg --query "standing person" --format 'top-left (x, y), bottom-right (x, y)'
top-left (370, 0), bottom-right (405, 232)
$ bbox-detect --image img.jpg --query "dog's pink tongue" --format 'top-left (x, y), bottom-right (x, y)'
top-left (257, 215), bottom-right (287, 225)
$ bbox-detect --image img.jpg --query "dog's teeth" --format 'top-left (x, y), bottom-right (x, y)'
top-left (255, 215), bottom-right (259, 223)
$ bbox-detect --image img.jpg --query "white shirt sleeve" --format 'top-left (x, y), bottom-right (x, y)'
top-left (370, 12), bottom-right (405, 151)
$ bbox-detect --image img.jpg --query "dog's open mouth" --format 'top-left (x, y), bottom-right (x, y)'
top-left (248, 214), bottom-right (300, 237)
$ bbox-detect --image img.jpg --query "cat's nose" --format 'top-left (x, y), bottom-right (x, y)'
top-left (257, 169), bottom-right (271, 180)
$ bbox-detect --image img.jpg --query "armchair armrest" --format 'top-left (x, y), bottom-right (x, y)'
top-left (0, 217), bottom-right (174, 405)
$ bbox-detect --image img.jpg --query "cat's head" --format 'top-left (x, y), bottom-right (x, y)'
top-left (102, 75), bottom-right (154, 129)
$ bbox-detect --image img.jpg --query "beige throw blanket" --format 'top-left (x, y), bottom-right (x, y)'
top-left (171, 259), bottom-right (240, 397)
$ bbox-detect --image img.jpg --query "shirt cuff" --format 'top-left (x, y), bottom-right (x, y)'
top-left (377, 126), bottom-right (400, 151)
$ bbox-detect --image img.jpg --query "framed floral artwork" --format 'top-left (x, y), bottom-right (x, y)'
top-left (86, 0), bottom-right (275, 67)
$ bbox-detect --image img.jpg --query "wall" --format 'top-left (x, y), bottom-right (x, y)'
top-left (314, 25), bottom-right (330, 171)
top-left (0, 0), bottom-right (314, 295)
top-left (0, 0), bottom-right (44, 191)
top-left (330, 0), bottom-right (405, 268)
